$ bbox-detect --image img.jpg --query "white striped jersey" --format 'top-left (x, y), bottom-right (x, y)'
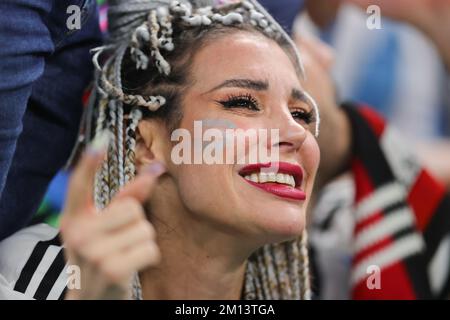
top-left (0, 223), bottom-right (68, 300)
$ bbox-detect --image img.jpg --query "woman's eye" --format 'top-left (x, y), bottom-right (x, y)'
top-left (291, 109), bottom-right (314, 124)
top-left (217, 94), bottom-right (260, 111)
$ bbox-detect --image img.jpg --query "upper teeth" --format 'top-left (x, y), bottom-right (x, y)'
top-left (244, 172), bottom-right (296, 187)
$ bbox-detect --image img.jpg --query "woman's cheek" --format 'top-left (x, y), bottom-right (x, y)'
top-left (301, 135), bottom-right (321, 180)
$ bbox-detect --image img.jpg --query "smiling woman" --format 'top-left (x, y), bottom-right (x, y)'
top-left (0, 0), bottom-right (320, 300)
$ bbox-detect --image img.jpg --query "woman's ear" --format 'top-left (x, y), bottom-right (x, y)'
top-left (136, 119), bottom-right (168, 171)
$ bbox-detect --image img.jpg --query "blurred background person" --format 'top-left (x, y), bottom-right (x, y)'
top-left (0, 0), bottom-right (102, 240)
top-left (299, 34), bottom-right (450, 300)
top-left (295, 0), bottom-right (450, 187)
top-left (292, 0), bottom-right (450, 299)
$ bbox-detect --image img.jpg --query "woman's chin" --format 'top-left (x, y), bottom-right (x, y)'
top-left (249, 205), bottom-right (307, 242)
top-left (238, 180), bottom-right (308, 239)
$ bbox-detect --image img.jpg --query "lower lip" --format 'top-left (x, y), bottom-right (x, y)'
top-left (244, 180), bottom-right (306, 201)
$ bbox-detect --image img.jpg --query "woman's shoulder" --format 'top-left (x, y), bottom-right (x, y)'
top-left (0, 223), bottom-right (67, 300)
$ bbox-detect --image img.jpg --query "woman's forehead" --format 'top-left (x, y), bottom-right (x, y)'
top-left (190, 32), bottom-right (301, 91)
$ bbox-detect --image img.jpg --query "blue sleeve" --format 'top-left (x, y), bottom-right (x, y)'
top-left (0, 0), bottom-right (102, 241)
top-left (0, 0), bottom-right (55, 197)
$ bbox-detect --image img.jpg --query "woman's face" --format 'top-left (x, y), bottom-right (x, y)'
top-left (142, 31), bottom-right (320, 247)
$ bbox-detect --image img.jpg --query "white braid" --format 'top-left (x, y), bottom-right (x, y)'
top-left (124, 108), bottom-right (143, 183)
top-left (114, 46), bottom-right (127, 188)
top-left (157, 7), bottom-right (175, 51)
top-left (100, 62), bottom-right (166, 111)
top-left (129, 23), bottom-right (150, 71)
top-left (149, 10), bottom-right (172, 75)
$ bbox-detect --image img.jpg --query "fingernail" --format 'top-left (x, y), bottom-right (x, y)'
top-left (87, 130), bottom-right (111, 157)
top-left (143, 162), bottom-right (166, 177)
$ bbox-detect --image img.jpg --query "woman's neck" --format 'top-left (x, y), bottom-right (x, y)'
top-left (140, 205), bottom-right (253, 300)
top-left (140, 254), bottom-right (247, 300)
top-left (139, 232), bottom-right (248, 300)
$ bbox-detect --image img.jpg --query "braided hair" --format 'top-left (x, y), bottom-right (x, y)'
top-left (84, 0), bottom-right (318, 300)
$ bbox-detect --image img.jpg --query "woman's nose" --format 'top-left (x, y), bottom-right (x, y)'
top-left (270, 113), bottom-right (308, 153)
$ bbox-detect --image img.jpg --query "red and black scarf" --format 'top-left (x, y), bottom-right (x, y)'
top-left (342, 102), bottom-right (450, 299)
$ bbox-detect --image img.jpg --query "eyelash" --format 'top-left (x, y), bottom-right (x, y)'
top-left (217, 93), bottom-right (315, 124)
top-left (291, 109), bottom-right (315, 124)
top-left (217, 94), bottom-right (260, 111)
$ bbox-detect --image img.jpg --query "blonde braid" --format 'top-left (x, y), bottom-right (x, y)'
top-left (242, 235), bottom-right (312, 300)
top-left (257, 249), bottom-right (273, 298)
top-left (300, 231), bottom-right (312, 299)
top-left (124, 108), bottom-right (143, 183)
top-left (273, 242), bottom-right (293, 299)
top-left (286, 238), bottom-right (301, 299)
top-left (94, 99), bottom-right (110, 209)
top-left (263, 245), bottom-right (281, 299)
top-left (114, 46), bottom-right (128, 188)
top-left (107, 100), bottom-right (120, 198)
top-left (245, 256), bottom-right (264, 299)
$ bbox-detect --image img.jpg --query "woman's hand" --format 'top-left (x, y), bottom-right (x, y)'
top-left (60, 135), bottom-right (165, 299)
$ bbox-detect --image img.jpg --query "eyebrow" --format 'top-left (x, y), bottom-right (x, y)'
top-left (291, 88), bottom-right (308, 102)
top-left (204, 78), bottom-right (309, 104)
top-left (205, 78), bottom-right (269, 94)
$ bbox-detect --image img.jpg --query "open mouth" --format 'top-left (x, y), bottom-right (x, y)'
top-left (238, 162), bottom-right (306, 201)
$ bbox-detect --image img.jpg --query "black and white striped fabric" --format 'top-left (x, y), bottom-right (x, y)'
top-left (0, 224), bottom-right (68, 300)
top-left (310, 103), bottom-right (450, 300)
